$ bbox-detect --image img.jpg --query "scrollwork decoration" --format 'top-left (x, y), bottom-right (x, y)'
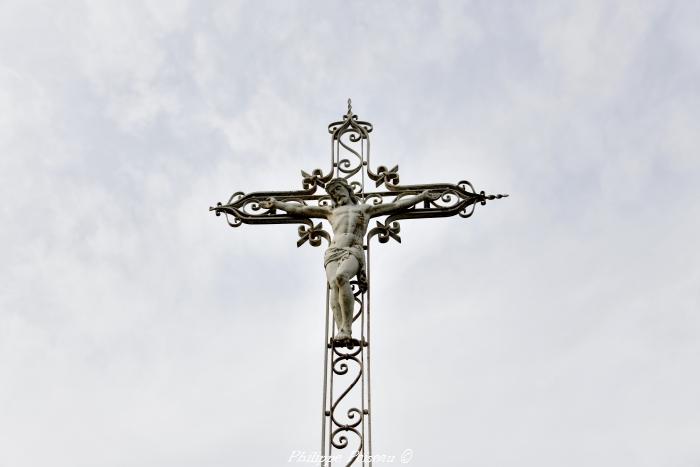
top-left (302, 168), bottom-right (334, 190)
top-left (367, 164), bottom-right (399, 188)
top-left (298, 222), bottom-right (331, 247)
top-left (329, 345), bottom-right (364, 465)
top-left (367, 220), bottom-right (401, 244)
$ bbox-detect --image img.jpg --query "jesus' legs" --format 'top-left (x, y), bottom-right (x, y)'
top-left (328, 285), bottom-right (343, 334)
top-left (325, 256), bottom-right (360, 339)
top-left (325, 262), bottom-right (344, 336)
top-left (333, 256), bottom-right (360, 339)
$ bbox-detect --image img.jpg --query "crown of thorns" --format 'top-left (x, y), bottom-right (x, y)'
top-left (326, 177), bottom-right (358, 203)
top-left (326, 177), bottom-right (353, 192)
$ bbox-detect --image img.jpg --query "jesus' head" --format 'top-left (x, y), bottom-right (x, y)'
top-left (326, 178), bottom-right (358, 207)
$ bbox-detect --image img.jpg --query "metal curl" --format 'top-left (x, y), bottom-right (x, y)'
top-left (223, 211), bottom-right (242, 228)
top-left (331, 370), bottom-right (362, 428)
top-left (227, 191), bottom-right (245, 204)
top-left (338, 129), bottom-right (363, 156)
top-left (212, 202), bottom-right (244, 227)
top-left (368, 164), bottom-right (399, 188)
top-left (347, 408), bottom-right (362, 422)
top-left (331, 390), bottom-right (363, 428)
top-left (327, 112), bottom-right (373, 138)
top-left (332, 345), bottom-right (363, 358)
top-left (297, 222), bottom-right (331, 248)
top-left (329, 357), bottom-right (363, 429)
top-left (364, 193), bottom-right (384, 205)
top-left (331, 427), bottom-right (363, 465)
top-left (349, 281), bottom-right (362, 295)
top-left (339, 131), bottom-right (365, 153)
top-left (337, 160), bottom-right (362, 179)
top-left (333, 360), bottom-right (349, 375)
top-left (368, 220), bottom-right (401, 244)
top-left (421, 190), bottom-right (460, 209)
top-left (352, 307), bottom-right (362, 323)
top-left (241, 198), bottom-right (280, 216)
top-left (337, 133), bottom-right (363, 178)
top-left (332, 432), bottom-right (349, 449)
top-left (351, 285), bottom-right (363, 299)
top-left (351, 284), bottom-right (363, 322)
top-left (440, 192), bottom-right (455, 204)
top-left (459, 202), bottom-right (477, 218)
top-left (332, 352), bottom-right (362, 365)
top-left (458, 180), bottom-right (477, 194)
top-left (213, 202), bottom-right (224, 217)
top-left (301, 168), bottom-right (333, 190)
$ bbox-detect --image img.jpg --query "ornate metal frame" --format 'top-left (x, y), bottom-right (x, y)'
top-left (210, 100), bottom-right (507, 466)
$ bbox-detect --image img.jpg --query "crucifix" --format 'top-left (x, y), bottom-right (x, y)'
top-left (210, 101), bottom-right (507, 466)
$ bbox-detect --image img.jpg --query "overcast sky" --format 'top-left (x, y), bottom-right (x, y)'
top-left (1, 1), bottom-right (699, 466)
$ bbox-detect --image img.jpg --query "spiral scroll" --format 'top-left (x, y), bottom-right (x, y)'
top-left (322, 270), bottom-right (369, 466)
top-left (328, 104), bottom-right (372, 187)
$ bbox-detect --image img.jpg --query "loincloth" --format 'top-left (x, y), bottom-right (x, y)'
top-left (324, 246), bottom-right (365, 269)
top-left (324, 246), bottom-right (368, 292)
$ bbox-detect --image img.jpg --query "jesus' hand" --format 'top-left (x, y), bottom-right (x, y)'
top-left (259, 197), bottom-right (276, 209)
top-left (421, 190), bottom-right (443, 201)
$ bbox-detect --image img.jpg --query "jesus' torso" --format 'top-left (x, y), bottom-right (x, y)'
top-left (327, 203), bottom-right (370, 248)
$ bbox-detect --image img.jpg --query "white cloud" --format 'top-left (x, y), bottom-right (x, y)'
top-left (1, 1), bottom-right (699, 466)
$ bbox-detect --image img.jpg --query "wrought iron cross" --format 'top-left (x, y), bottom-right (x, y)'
top-left (210, 101), bottom-right (507, 466)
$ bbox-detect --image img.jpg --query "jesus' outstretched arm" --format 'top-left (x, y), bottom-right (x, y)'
top-left (366, 189), bottom-right (443, 218)
top-left (259, 197), bottom-right (330, 219)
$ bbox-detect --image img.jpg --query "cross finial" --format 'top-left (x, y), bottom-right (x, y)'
top-left (347, 98), bottom-right (352, 114)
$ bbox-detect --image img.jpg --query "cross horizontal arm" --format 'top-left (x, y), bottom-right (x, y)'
top-left (210, 186), bottom-right (335, 247)
top-left (364, 180), bottom-right (507, 244)
top-left (210, 177), bottom-right (507, 248)
top-left (209, 187), bottom-right (332, 226)
top-left (364, 180), bottom-right (508, 223)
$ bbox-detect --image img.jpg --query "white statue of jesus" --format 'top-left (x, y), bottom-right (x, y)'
top-left (261, 178), bottom-right (440, 342)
